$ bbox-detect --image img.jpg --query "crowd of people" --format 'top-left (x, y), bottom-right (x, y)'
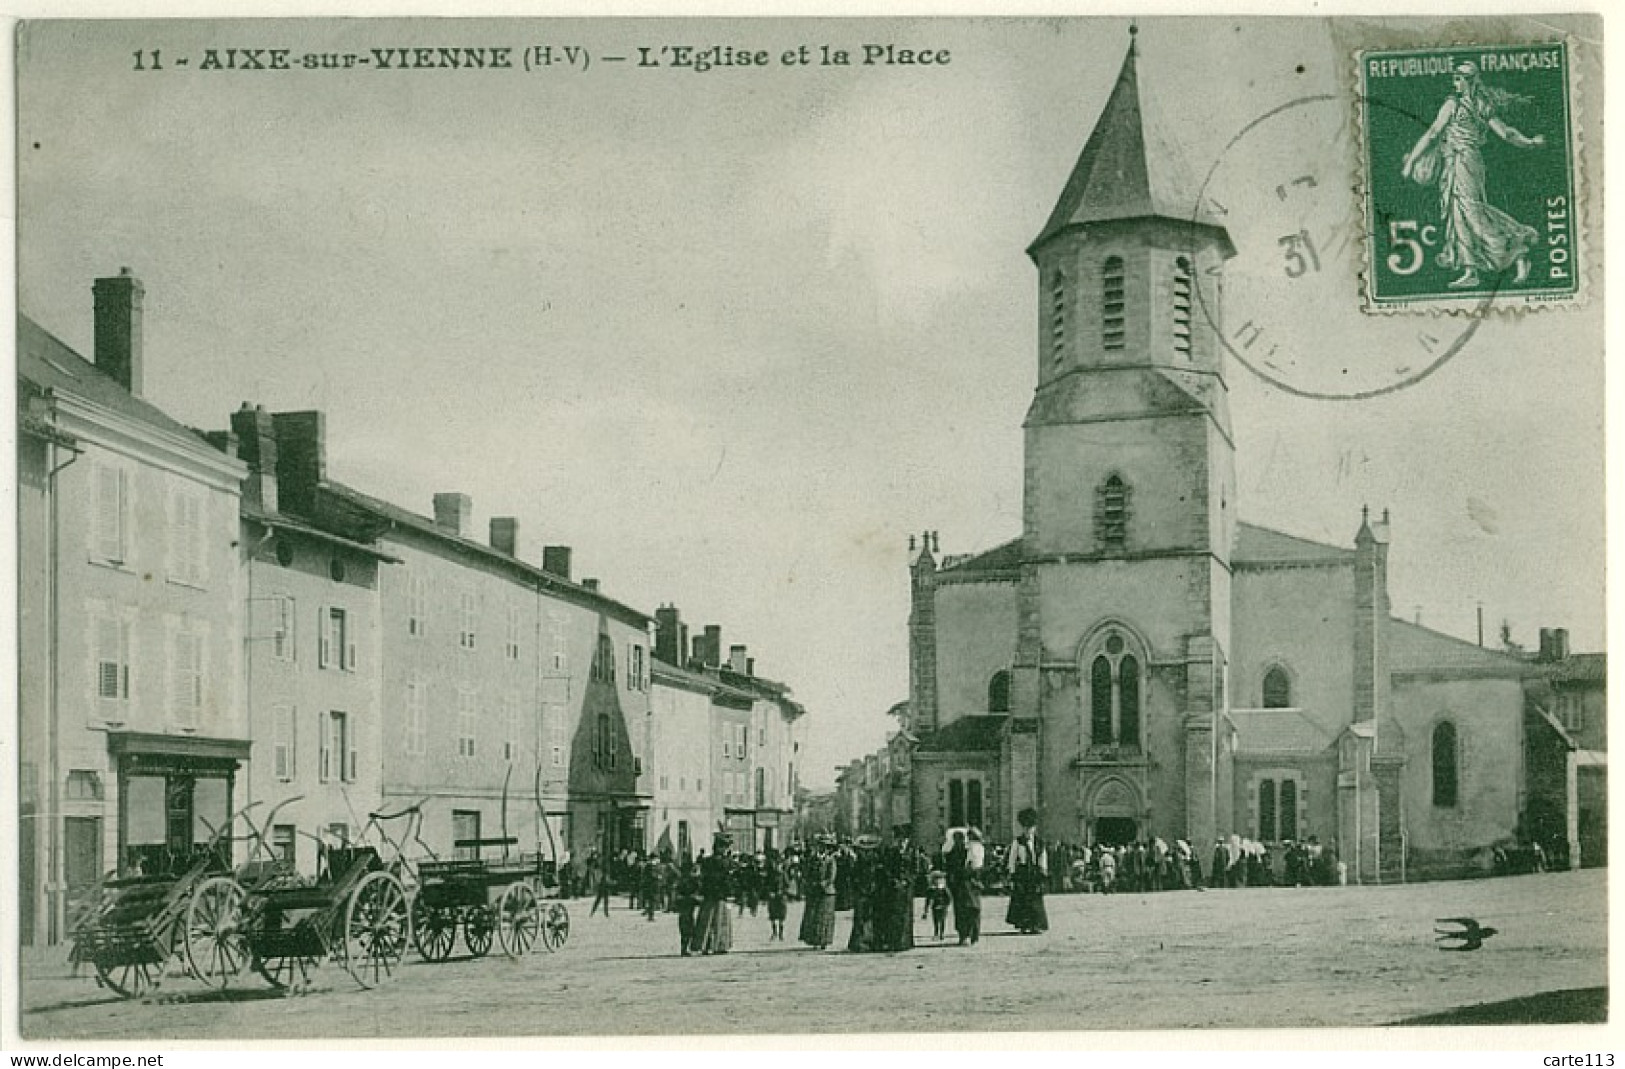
top-left (548, 819), bottom-right (1357, 957)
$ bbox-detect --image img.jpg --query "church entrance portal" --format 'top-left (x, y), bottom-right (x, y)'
top-left (1094, 817), bottom-right (1138, 846)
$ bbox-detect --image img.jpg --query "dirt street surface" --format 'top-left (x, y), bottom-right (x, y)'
top-left (20, 869), bottom-right (1606, 1040)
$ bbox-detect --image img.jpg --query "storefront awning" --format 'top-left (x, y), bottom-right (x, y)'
top-left (108, 731), bottom-right (252, 765)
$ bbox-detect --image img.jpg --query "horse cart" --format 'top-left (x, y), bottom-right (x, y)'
top-left (408, 836), bottom-right (569, 961)
top-left (68, 802), bottom-right (287, 998)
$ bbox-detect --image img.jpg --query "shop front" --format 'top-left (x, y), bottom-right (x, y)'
top-left (109, 732), bottom-right (251, 878)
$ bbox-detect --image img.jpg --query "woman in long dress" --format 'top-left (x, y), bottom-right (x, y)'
top-left (1401, 61), bottom-right (1545, 289)
top-left (797, 837), bottom-right (838, 949)
top-left (689, 836), bottom-right (734, 955)
top-left (846, 836), bottom-right (882, 952)
top-left (1005, 820), bottom-right (1049, 935)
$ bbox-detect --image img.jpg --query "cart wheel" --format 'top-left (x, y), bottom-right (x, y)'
top-left (410, 896), bottom-right (457, 962)
top-left (252, 953), bottom-right (320, 993)
top-left (540, 901), bottom-right (571, 951)
top-left (95, 959), bottom-right (161, 999)
top-left (463, 906), bottom-right (494, 958)
top-left (341, 871), bottom-right (409, 989)
top-left (495, 883), bottom-right (541, 958)
top-left (184, 877), bottom-right (249, 988)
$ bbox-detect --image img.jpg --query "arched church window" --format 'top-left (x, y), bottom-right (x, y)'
top-left (1050, 271), bottom-right (1067, 364)
top-left (1280, 780), bottom-right (1298, 841)
top-left (1102, 257), bottom-right (1125, 351)
top-left (1262, 666), bottom-right (1292, 709)
top-left (1256, 775), bottom-right (1301, 841)
top-left (1087, 630), bottom-right (1143, 750)
top-left (1119, 655), bottom-right (1140, 745)
top-left (1091, 656), bottom-right (1113, 743)
top-left (1097, 474), bottom-right (1129, 550)
top-left (987, 670), bottom-right (1012, 713)
top-left (1432, 721), bottom-right (1459, 808)
top-left (1258, 779), bottom-right (1276, 842)
top-left (1173, 256), bottom-right (1193, 358)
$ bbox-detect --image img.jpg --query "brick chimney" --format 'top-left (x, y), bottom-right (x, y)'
top-left (432, 493), bottom-right (472, 538)
top-left (582, 577), bottom-right (600, 592)
top-left (231, 403), bottom-right (279, 513)
top-left (655, 605), bottom-right (685, 666)
top-left (729, 644), bottom-right (748, 675)
top-left (93, 268), bottom-right (144, 397)
top-left (542, 546), bottom-right (572, 581)
top-left (490, 516), bottom-right (519, 556)
top-left (272, 410), bottom-right (326, 515)
top-left (698, 625), bottom-right (722, 668)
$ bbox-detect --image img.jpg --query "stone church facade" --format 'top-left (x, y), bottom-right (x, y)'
top-left (896, 39), bottom-right (1594, 883)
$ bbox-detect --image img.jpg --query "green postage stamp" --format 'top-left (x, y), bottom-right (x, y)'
top-left (1358, 41), bottom-right (1581, 312)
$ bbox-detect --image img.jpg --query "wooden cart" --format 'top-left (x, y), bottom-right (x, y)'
top-left (236, 844), bottom-right (411, 992)
top-left (68, 806), bottom-right (262, 998)
top-left (409, 837), bottom-right (549, 961)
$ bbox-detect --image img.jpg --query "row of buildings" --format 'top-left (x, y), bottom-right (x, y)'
top-left (833, 36), bottom-right (1606, 880)
top-left (18, 272), bottom-right (806, 946)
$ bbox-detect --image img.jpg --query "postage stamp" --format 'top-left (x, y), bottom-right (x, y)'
top-left (1357, 40), bottom-right (1581, 312)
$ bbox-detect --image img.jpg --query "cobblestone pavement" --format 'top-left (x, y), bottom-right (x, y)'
top-left (18, 869), bottom-right (1606, 1041)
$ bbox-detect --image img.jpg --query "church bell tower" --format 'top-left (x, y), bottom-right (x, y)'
top-left (1010, 28), bottom-right (1239, 849)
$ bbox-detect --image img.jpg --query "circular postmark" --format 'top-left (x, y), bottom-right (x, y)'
top-left (1187, 94), bottom-right (1492, 401)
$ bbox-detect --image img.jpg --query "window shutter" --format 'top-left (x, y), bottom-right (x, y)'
top-left (347, 716), bottom-right (358, 782)
top-left (345, 613), bottom-right (357, 672)
top-left (318, 606), bottom-right (331, 668)
top-left (97, 616), bottom-right (121, 698)
top-left (96, 465), bottom-right (124, 561)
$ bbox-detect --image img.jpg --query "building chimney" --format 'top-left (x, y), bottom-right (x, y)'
top-left (746, 657), bottom-right (755, 676)
top-left (231, 403), bottom-right (279, 513)
top-left (1538, 628), bottom-right (1556, 662)
top-left (542, 545), bottom-right (573, 581)
top-left (729, 644), bottom-right (748, 675)
top-left (272, 410), bottom-right (326, 514)
top-left (698, 625), bottom-right (722, 668)
top-left (582, 577), bottom-right (600, 592)
top-left (1553, 628), bottom-right (1570, 661)
top-left (655, 605), bottom-right (683, 665)
top-left (433, 493), bottom-right (473, 538)
top-left (490, 516), bottom-right (519, 556)
top-left (92, 268), bottom-right (144, 397)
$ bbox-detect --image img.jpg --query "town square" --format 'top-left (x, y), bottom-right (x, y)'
top-left (11, 14), bottom-right (1606, 1044)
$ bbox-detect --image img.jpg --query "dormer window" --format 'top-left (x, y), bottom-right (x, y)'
top-left (1102, 257), bottom-right (1126, 352)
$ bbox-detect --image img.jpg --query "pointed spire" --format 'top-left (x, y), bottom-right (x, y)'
top-left (1030, 27), bottom-right (1229, 254)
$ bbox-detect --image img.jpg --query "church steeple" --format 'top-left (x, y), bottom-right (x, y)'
top-left (1029, 29), bottom-right (1231, 256)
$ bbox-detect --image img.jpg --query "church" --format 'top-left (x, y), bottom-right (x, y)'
top-left (892, 36), bottom-right (1595, 883)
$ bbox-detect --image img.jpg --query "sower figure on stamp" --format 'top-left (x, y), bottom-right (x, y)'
top-left (1401, 60), bottom-right (1545, 289)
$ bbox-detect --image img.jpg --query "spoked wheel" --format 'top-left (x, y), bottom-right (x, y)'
top-left (251, 953), bottom-right (321, 993)
top-left (463, 906), bottom-right (495, 958)
top-left (410, 896), bottom-right (457, 962)
top-left (341, 871), bottom-right (409, 989)
top-left (494, 883), bottom-right (541, 958)
top-left (94, 958), bottom-right (161, 999)
top-left (183, 877), bottom-right (249, 989)
top-left (540, 901), bottom-right (571, 951)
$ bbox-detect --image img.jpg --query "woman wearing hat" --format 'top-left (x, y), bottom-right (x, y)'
top-left (797, 834), bottom-right (838, 949)
top-left (846, 833), bottom-right (883, 952)
top-left (1006, 809), bottom-right (1049, 935)
top-left (689, 832), bottom-right (735, 955)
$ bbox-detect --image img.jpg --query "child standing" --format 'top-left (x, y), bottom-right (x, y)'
top-left (923, 869), bottom-right (952, 941)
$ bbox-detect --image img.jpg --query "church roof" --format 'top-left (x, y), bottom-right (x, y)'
top-left (1030, 35), bottom-right (1225, 252)
top-left (1232, 522), bottom-right (1355, 566)
top-left (1388, 619), bottom-right (1530, 676)
top-left (940, 538), bottom-right (1023, 575)
top-left (915, 715), bottom-right (1006, 754)
top-left (1228, 708), bottom-right (1337, 757)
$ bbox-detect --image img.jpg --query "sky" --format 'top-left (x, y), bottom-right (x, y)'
top-left (16, 15), bottom-right (1605, 790)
